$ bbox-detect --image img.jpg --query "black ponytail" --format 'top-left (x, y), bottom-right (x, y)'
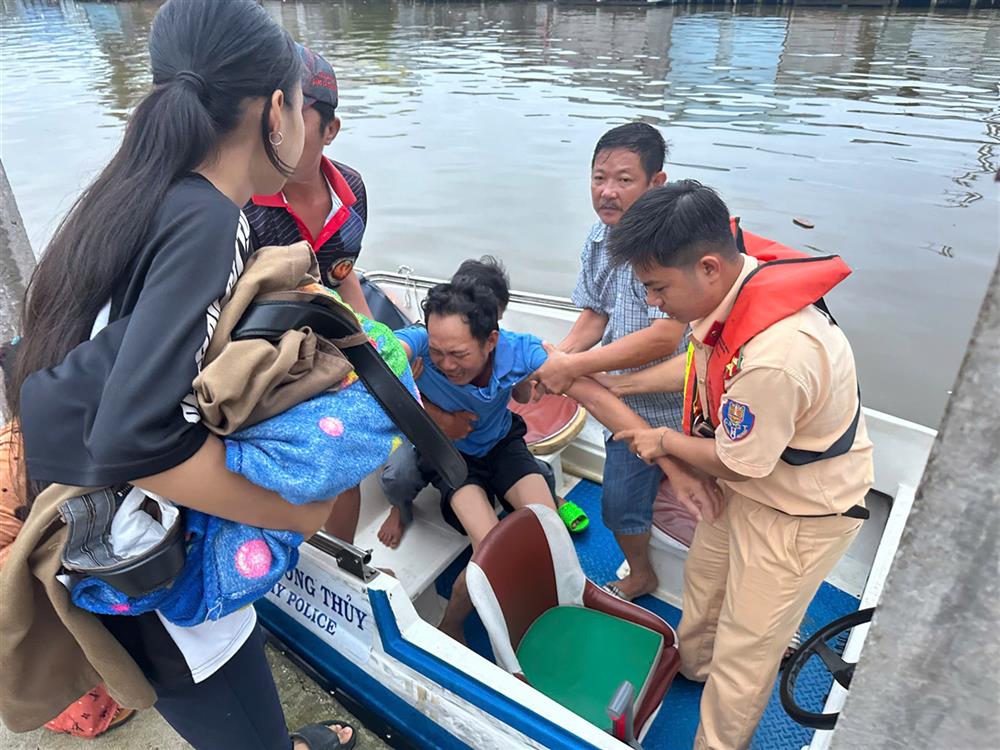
top-left (11, 0), bottom-right (301, 500)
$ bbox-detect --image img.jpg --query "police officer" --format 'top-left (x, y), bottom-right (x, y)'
top-left (611, 180), bottom-right (873, 750)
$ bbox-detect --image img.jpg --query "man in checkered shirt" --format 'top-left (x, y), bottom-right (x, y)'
top-left (535, 123), bottom-right (688, 601)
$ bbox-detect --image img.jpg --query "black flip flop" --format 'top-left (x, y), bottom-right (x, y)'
top-left (291, 721), bottom-right (357, 750)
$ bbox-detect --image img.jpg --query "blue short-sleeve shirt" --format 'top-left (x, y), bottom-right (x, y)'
top-left (394, 326), bottom-right (548, 457)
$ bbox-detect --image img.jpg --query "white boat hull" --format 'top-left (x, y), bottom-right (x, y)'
top-left (257, 269), bottom-right (937, 750)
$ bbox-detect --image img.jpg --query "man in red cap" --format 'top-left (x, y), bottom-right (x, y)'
top-left (245, 45), bottom-right (372, 541)
top-left (245, 45), bottom-right (372, 316)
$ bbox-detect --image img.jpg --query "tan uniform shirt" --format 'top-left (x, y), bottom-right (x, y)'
top-left (690, 255), bottom-right (874, 516)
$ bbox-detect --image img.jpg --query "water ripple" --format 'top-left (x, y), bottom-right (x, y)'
top-left (1, 0), bottom-right (998, 427)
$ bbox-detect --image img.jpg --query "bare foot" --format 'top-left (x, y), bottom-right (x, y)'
top-left (439, 617), bottom-right (467, 646)
top-left (377, 507), bottom-right (407, 549)
top-left (292, 722), bottom-right (353, 749)
top-left (606, 571), bottom-right (658, 601)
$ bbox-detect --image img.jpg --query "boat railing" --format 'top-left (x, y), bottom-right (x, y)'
top-left (360, 267), bottom-right (582, 314)
top-left (307, 531), bottom-right (378, 583)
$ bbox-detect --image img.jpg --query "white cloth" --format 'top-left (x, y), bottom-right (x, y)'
top-left (109, 488), bottom-right (179, 559)
top-left (325, 172), bottom-right (343, 223)
top-left (158, 607), bottom-right (257, 683)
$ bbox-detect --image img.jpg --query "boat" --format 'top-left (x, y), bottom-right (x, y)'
top-left (255, 267), bottom-right (938, 750)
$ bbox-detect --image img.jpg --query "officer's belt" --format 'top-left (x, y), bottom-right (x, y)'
top-left (783, 504), bottom-right (870, 521)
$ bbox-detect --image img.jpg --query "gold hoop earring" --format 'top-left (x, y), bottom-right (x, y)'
top-left (269, 131), bottom-right (284, 146)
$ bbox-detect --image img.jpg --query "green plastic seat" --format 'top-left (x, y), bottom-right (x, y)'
top-left (515, 605), bottom-right (663, 731)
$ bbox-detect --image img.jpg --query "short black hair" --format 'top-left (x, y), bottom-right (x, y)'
top-left (451, 256), bottom-right (510, 314)
top-left (592, 123), bottom-right (667, 181)
top-left (312, 101), bottom-right (337, 135)
top-left (421, 282), bottom-right (499, 344)
top-left (607, 180), bottom-right (738, 270)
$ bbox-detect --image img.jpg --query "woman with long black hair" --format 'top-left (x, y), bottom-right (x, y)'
top-left (10, 1), bottom-right (354, 747)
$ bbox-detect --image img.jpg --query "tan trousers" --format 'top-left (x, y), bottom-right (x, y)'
top-left (678, 492), bottom-right (862, 750)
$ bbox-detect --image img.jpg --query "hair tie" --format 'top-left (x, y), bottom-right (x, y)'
top-left (174, 70), bottom-right (207, 99)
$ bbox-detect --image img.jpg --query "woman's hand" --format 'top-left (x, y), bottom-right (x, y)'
top-left (613, 427), bottom-right (668, 463)
top-left (290, 497), bottom-right (338, 538)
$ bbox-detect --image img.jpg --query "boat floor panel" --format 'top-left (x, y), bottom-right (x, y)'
top-left (434, 479), bottom-right (861, 750)
top-left (355, 474), bottom-right (470, 601)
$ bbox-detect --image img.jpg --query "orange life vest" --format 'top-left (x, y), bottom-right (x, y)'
top-left (681, 218), bottom-right (852, 439)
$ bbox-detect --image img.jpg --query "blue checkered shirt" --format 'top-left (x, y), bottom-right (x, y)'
top-left (572, 220), bottom-right (687, 430)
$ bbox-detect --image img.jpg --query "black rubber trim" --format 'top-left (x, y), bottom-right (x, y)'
top-left (232, 300), bottom-right (467, 489)
top-left (780, 607), bottom-right (876, 730)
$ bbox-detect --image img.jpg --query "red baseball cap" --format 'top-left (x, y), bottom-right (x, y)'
top-left (297, 44), bottom-right (338, 110)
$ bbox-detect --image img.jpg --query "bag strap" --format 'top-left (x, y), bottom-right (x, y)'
top-left (780, 387), bottom-right (861, 466)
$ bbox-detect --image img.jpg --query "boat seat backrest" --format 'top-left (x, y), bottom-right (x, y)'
top-left (468, 505), bottom-right (587, 673)
top-left (468, 505), bottom-right (682, 736)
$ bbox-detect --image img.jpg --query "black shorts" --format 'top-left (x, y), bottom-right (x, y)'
top-left (439, 413), bottom-right (543, 535)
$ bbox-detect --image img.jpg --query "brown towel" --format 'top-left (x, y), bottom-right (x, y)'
top-left (0, 482), bottom-right (155, 732)
top-left (193, 242), bottom-right (360, 435)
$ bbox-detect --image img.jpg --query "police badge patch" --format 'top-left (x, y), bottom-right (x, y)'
top-left (721, 399), bottom-right (755, 441)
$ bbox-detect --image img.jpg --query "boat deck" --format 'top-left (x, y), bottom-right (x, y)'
top-left (436, 478), bottom-right (859, 750)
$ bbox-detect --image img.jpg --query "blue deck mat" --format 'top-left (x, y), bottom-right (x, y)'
top-left (564, 479), bottom-right (860, 750)
top-left (433, 479), bottom-right (859, 749)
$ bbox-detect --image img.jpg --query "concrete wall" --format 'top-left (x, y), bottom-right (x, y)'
top-left (0, 160), bottom-right (36, 418)
top-left (0, 159), bottom-right (34, 344)
top-left (830, 257), bottom-right (1000, 748)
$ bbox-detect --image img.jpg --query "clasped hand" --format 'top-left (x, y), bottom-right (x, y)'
top-left (531, 343), bottom-right (577, 399)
